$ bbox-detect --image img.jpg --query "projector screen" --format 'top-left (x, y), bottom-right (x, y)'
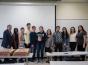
top-left (0, 5), bottom-right (55, 38)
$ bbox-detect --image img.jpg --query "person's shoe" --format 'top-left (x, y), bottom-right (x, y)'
top-left (41, 60), bottom-right (43, 63)
top-left (31, 59), bottom-right (35, 62)
top-left (37, 60), bottom-right (40, 63)
top-left (46, 60), bottom-right (49, 63)
top-left (40, 59), bottom-right (44, 63)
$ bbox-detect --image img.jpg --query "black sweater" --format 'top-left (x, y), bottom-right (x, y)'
top-left (37, 32), bottom-right (47, 43)
top-left (30, 32), bottom-right (37, 45)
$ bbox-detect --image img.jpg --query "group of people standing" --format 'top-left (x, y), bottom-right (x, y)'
top-left (1, 23), bottom-right (87, 63)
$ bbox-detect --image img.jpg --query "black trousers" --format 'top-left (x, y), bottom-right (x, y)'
top-left (54, 43), bottom-right (63, 61)
top-left (32, 44), bottom-right (37, 61)
top-left (77, 44), bottom-right (85, 61)
top-left (70, 42), bottom-right (76, 51)
top-left (55, 43), bottom-right (63, 52)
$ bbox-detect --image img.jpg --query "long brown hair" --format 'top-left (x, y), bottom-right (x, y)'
top-left (78, 25), bottom-right (86, 34)
top-left (70, 27), bottom-right (76, 34)
top-left (46, 29), bottom-right (52, 35)
top-left (62, 27), bottom-right (69, 39)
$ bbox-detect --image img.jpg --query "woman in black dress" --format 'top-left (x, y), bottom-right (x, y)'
top-left (76, 25), bottom-right (87, 61)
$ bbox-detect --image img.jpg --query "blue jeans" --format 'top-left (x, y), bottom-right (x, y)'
top-left (37, 43), bottom-right (44, 60)
top-left (30, 43), bottom-right (34, 53)
top-left (31, 44), bottom-right (37, 60)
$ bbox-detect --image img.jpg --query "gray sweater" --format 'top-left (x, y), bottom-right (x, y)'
top-left (45, 36), bottom-right (54, 48)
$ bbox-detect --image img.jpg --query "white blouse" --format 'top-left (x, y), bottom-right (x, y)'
top-left (70, 33), bottom-right (77, 42)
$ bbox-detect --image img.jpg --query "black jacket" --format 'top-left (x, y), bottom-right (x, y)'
top-left (1, 30), bottom-right (12, 48)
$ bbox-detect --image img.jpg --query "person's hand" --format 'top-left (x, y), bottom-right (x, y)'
top-left (24, 33), bottom-right (27, 35)
top-left (19, 43), bottom-right (22, 46)
top-left (11, 47), bottom-right (13, 49)
top-left (83, 43), bottom-right (86, 48)
top-left (64, 44), bottom-right (66, 47)
top-left (31, 45), bottom-right (34, 48)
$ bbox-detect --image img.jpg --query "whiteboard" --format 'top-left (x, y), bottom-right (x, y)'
top-left (56, 19), bottom-right (88, 34)
top-left (0, 5), bottom-right (55, 38)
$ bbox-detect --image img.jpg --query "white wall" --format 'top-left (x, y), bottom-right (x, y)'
top-left (56, 3), bottom-right (88, 33)
top-left (56, 3), bottom-right (88, 19)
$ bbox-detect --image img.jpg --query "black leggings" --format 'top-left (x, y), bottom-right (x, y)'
top-left (77, 44), bottom-right (85, 61)
top-left (70, 42), bottom-right (76, 51)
